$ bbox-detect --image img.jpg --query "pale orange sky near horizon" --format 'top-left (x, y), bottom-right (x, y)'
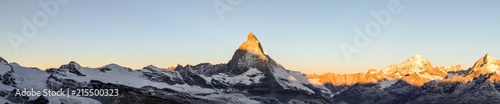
top-left (1, 1), bottom-right (499, 74)
top-left (1, 49), bottom-right (491, 74)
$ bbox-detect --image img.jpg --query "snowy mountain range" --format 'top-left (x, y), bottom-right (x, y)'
top-left (0, 33), bottom-right (328, 104)
top-left (307, 53), bottom-right (500, 104)
top-left (1, 32), bottom-right (500, 104)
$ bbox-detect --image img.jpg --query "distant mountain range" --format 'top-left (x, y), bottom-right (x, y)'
top-left (307, 53), bottom-right (500, 103)
top-left (1, 33), bottom-right (499, 104)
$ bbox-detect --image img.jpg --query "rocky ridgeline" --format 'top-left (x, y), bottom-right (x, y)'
top-left (0, 33), bottom-right (329, 104)
top-left (1, 33), bottom-right (500, 104)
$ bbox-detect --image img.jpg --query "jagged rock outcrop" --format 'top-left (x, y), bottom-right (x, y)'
top-left (226, 32), bottom-right (280, 75)
top-left (47, 61), bottom-right (86, 76)
top-left (0, 56), bottom-right (14, 73)
top-left (33, 96), bottom-right (49, 104)
top-left (6, 89), bottom-right (29, 103)
top-left (2, 71), bottom-right (16, 87)
top-left (0, 56), bottom-right (7, 64)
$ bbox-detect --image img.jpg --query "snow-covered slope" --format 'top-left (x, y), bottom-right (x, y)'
top-left (6, 32), bottom-right (499, 104)
top-left (0, 33), bottom-right (330, 104)
top-left (0, 56), bottom-right (12, 75)
top-left (211, 68), bottom-right (264, 85)
top-left (311, 54), bottom-right (500, 104)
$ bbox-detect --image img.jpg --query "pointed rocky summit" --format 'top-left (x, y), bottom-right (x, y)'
top-left (0, 56), bottom-right (13, 72)
top-left (472, 53), bottom-right (499, 69)
top-left (238, 32), bottom-right (267, 60)
top-left (226, 32), bottom-right (279, 75)
top-left (468, 54), bottom-right (500, 77)
top-left (59, 61), bottom-right (86, 76)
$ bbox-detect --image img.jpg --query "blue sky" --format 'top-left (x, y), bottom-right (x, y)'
top-left (0, 0), bottom-right (499, 74)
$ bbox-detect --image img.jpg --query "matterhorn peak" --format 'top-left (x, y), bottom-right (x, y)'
top-left (247, 32), bottom-right (259, 41)
top-left (226, 32), bottom-right (280, 75)
top-left (238, 32), bottom-right (267, 60)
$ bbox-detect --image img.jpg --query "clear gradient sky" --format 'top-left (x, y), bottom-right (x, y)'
top-left (1, 0), bottom-right (499, 74)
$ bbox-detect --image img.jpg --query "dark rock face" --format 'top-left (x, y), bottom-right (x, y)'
top-left (0, 56), bottom-right (7, 64)
top-left (2, 71), bottom-right (16, 87)
top-left (112, 91), bottom-right (190, 104)
top-left (99, 67), bottom-right (112, 72)
top-left (142, 71), bottom-right (176, 85)
top-left (58, 62), bottom-right (86, 76)
top-left (177, 69), bottom-right (213, 88)
top-left (332, 83), bottom-right (380, 104)
top-left (225, 33), bottom-right (279, 76)
top-left (328, 74), bottom-right (500, 104)
top-left (180, 63), bottom-right (227, 76)
top-left (3, 89), bottom-right (50, 104)
top-left (110, 86), bottom-right (224, 104)
top-left (81, 80), bottom-right (220, 104)
top-left (0, 56), bottom-right (13, 72)
top-left (47, 62), bottom-right (87, 77)
top-left (227, 49), bottom-right (279, 75)
top-left (46, 74), bottom-right (86, 90)
top-left (323, 84), bottom-right (349, 94)
top-left (210, 79), bottom-right (228, 89)
top-left (6, 89), bottom-right (29, 103)
top-left (0, 90), bottom-right (7, 97)
top-left (250, 96), bottom-right (281, 104)
top-left (142, 65), bottom-right (219, 88)
top-left (33, 96), bottom-right (49, 104)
